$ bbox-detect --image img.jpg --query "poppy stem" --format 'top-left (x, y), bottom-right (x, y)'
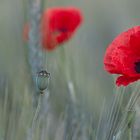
top-left (128, 127), bottom-right (132, 140)
top-left (27, 94), bottom-right (42, 140)
top-left (32, 94), bottom-right (42, 130)
top-left (127, 110), bottom-right (135, 140)
top-left (59, 46), bottom-right (76, 103)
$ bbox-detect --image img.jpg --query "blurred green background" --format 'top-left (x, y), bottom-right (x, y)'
top-left (0, 0), bottom-right (140, 139)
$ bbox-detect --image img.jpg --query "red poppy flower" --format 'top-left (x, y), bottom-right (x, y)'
top-left (23, 7), bottom-right (82, 51)
top-left (104, 26), bottom-right (140, 86)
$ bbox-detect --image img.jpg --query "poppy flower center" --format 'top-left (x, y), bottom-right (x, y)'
top-left (135, 62), bottom-right (140, 73)
top-left (53, 28), bottom-right (68, 37)
top-left (58, 27), bottom-right (68, 32)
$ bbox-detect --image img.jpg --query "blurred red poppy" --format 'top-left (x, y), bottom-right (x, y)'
top-left (23, 7), bottom-right (82, 51)
top-left (104, 26), bottom-right (140, 86)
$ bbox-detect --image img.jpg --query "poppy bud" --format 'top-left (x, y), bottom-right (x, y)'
top-left (36, 70), bottom-right (50, 93)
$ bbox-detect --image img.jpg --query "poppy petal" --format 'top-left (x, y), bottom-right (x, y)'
top-left (116, 75), bottom-right (139, 86)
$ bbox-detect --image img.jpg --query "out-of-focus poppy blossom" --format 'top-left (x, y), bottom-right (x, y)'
top-left (23, 7), bottom-right (82, 51)
top-left (104, 26), bottom-right (140, 86)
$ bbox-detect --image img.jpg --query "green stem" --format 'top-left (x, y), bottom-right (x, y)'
top-left (128, 127), bottom-right (132, 140)
top-left (127, 110), bottom-right (135, 140)
top-left (59, 46), bottom-right (76, 102)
